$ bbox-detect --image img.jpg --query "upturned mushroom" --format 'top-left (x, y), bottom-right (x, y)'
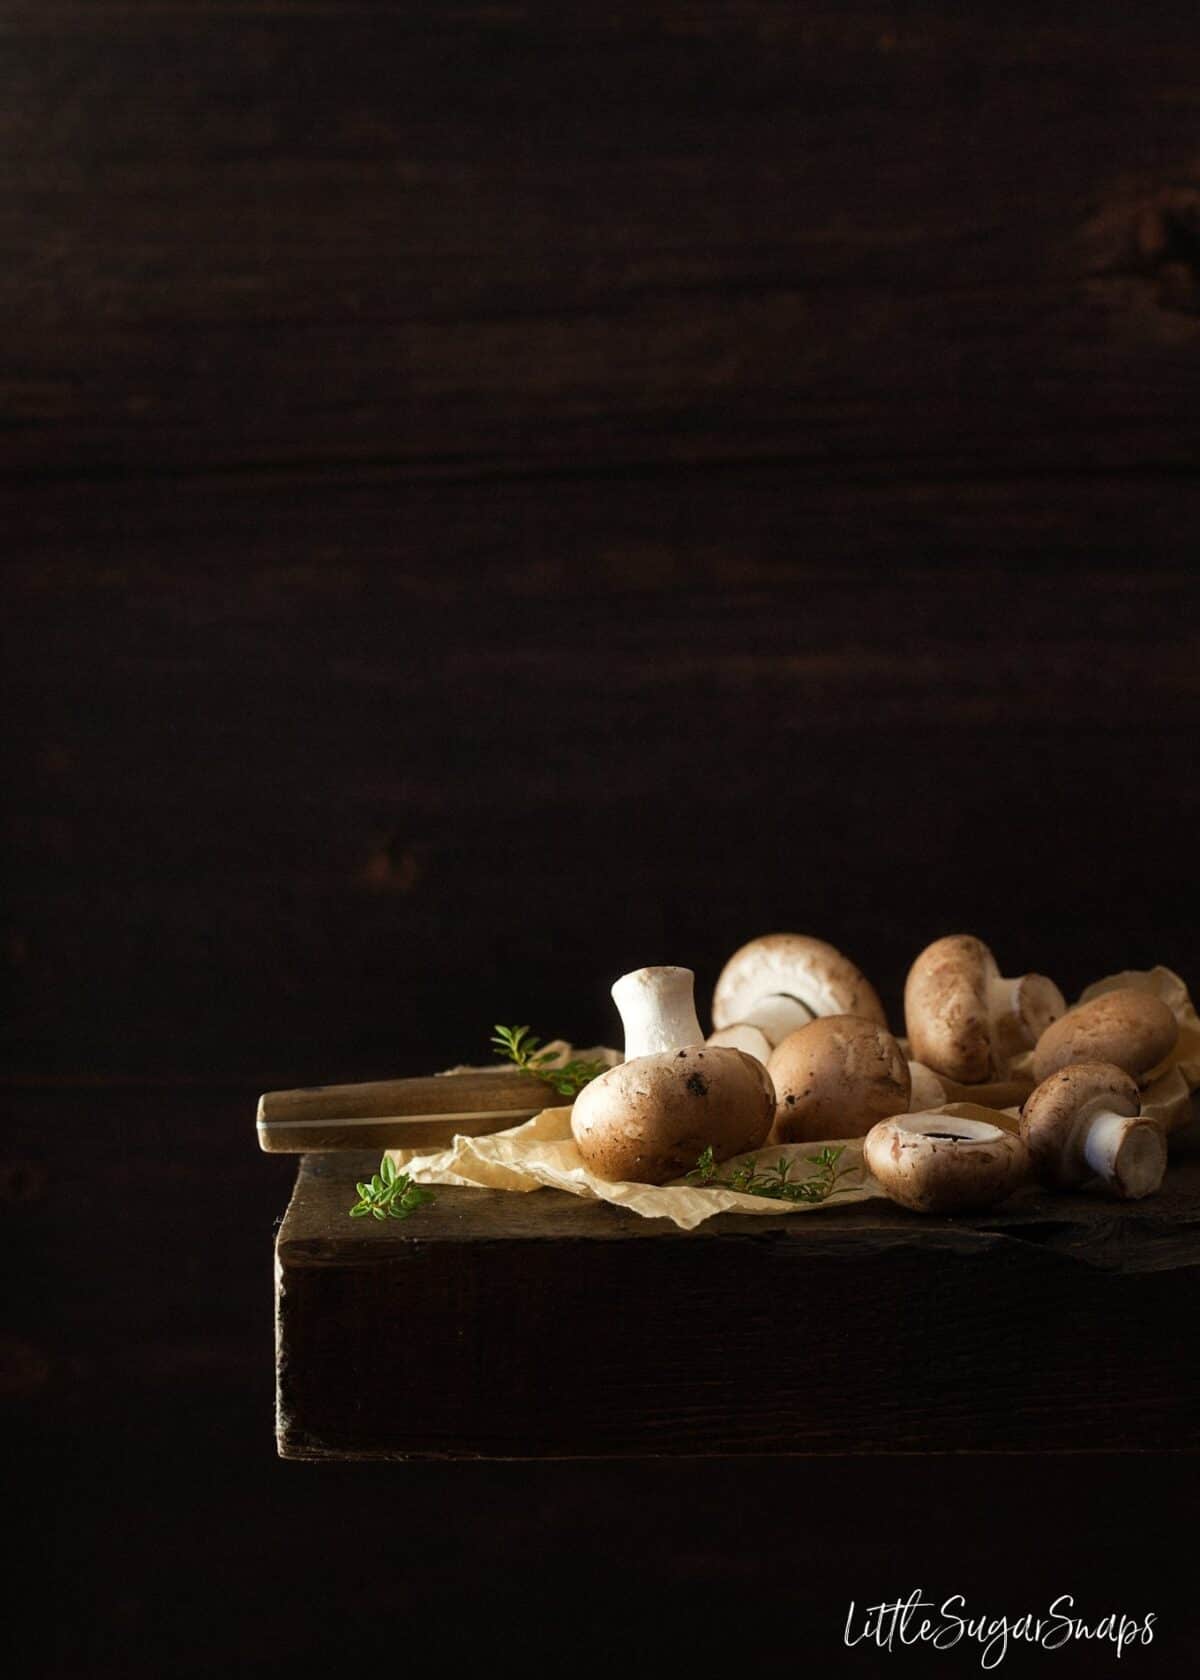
top-left (905, 935), bottom-right (1066, 1083)
top-left (767, 1015), bottom-right (911, 1144)
top-left (1031, 988), bottom-right (1179, 1085)
top-left (710, 934), bottom-right (888, 1055)
top-left (570, 965), bottom-right (775, 1184)
top-left (864, 1113), bottom-right (1029, 1214)
top-left (1020, 1061), bottom-right (1166, 1200)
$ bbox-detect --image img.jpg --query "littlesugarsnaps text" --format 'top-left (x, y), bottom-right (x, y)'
top-left (844, 1592), bottom-right (1155, 1669)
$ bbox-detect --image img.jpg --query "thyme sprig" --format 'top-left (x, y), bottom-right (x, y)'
top-left (491, 1024), bottom-right (606, 1098)
top-left (687, 1143), bottom-right (852, 1204)
top-left (349, 1153), bottom-right (436, 1221)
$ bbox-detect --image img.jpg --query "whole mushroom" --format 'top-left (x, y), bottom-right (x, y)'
top-left (1020, 1061), bottom-right (1166, 1200)
top-left (905, 935), bottom-right (1065, 1083)
top-left (571, 966), bottom-right (774, 1184)
top-left (767, 1015), bottom-right (911, 1144)
top-left (710, 934), bottom-right (888, 1060)
top-left (1031, 988), bottom-right (1179, 1085)
top-left (864, 1113), bottom-right (1029, 1214)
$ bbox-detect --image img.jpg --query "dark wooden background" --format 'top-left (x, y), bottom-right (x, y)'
top-left (5, 3), bottom-right (1200, 1673)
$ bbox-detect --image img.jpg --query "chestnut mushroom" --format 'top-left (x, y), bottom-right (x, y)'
top-left (905, 935), bottom-right (1065, 1083)
top-left (1021, 1061), bottom-right (1166, 1200)
top-left (570, 965), bottom-right (774, 1184)
top-left (570, 1045), bottom-right (775, 1185)
top-left (864, 1113), bottom-right (1029, 1214)
top-left (767, 1015), bottom-right (910, 1144)
top-left (1031, 988), bottom-right (1179, 1084)
top-left (710, 934), bottom-right (888, 1057)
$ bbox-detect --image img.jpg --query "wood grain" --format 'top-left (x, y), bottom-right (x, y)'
top-left (10, 1080), bottom-right (1200, 1670)
top-left (6, 2), bottom-right (1200, 1082)
top-left (3, 4), bottom-right (1200, 481)
top-left (256, 1069), bottom-right (572, 1150)
top-left (7, 4), bottom-right (1200, 1664)
top-left (7, 472), bottom-right (1199, 1082)
top-left (276, 1128), bottom-right (1200, 1459)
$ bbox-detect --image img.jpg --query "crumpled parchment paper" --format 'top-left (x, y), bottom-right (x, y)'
top-left (388, 967), bottom-right (1199, 1231)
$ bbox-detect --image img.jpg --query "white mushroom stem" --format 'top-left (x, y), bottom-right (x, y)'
top-left (707, 1022), bottom-right (773, 1064)
top-left (907, 1060), bottom-right (947, 1110)
top-left (1081, 1109), bottom-right (1166, 1200)
top-left (987, 972), bottom-right (1065, 1043)
top-left (611, 966), bottom-right (704, 1062)
top-left (741, 993), bottom-right (814, 1044)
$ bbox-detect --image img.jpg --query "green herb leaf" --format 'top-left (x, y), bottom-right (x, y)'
top-left (686, 1143), bottom-right (851, 1205)
top-left (491, 1023), bottom-right (606, 1098)
top-left (347, 1154), bottom-right (437, 1223)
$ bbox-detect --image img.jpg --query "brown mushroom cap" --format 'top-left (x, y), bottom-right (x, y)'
top-left (570, 1045), bottom-right (774, 1185)
top-left (712, 934), bottom-right (888, 1036)
top-left (1031, 989), bottom-right (1179, 1084)
top-left (767, 1015), bottom-right (910, 1145)
top-left (1020, 1061), bottom-right (1141, 1188)
top-left (905, 935), bottom-right (996, 1082)
top-left (863, 1113), bottom-right (1029, 1214)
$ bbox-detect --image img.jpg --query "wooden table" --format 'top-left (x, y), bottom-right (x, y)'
top-left (276, 1125), bottom-right (1200, 1461)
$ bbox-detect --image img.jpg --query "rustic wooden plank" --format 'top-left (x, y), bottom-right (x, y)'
top-left (3, 4), bottom-right (1200, 478)
top-left (11, 1079), bottom-right (1200, 1669)
top-left (6, 472), bottom-right (1199, 1080)
top-left (276, 1125), bottom-right (1200, 1459)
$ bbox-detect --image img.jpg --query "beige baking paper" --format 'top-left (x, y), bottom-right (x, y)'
top-left (389, 967), bottom-right (1199, 1231)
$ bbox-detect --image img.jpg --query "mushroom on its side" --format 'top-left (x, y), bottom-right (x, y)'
top-left (1031, 988), bottom-right (1179, 1085)
top-left (767, 1015), bottom-right (910, 1144)
top-left (1021, 1061), bottom-right (1166, 1200)
top-left (710, 934), bottom-right (888, 1058)
top-left (864, 1113), bottom-right (1029, 1214)
top-left (905, 935), bottom-right (1065, 1083)
top-left (570, 965), bottom-right (775, 1184)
